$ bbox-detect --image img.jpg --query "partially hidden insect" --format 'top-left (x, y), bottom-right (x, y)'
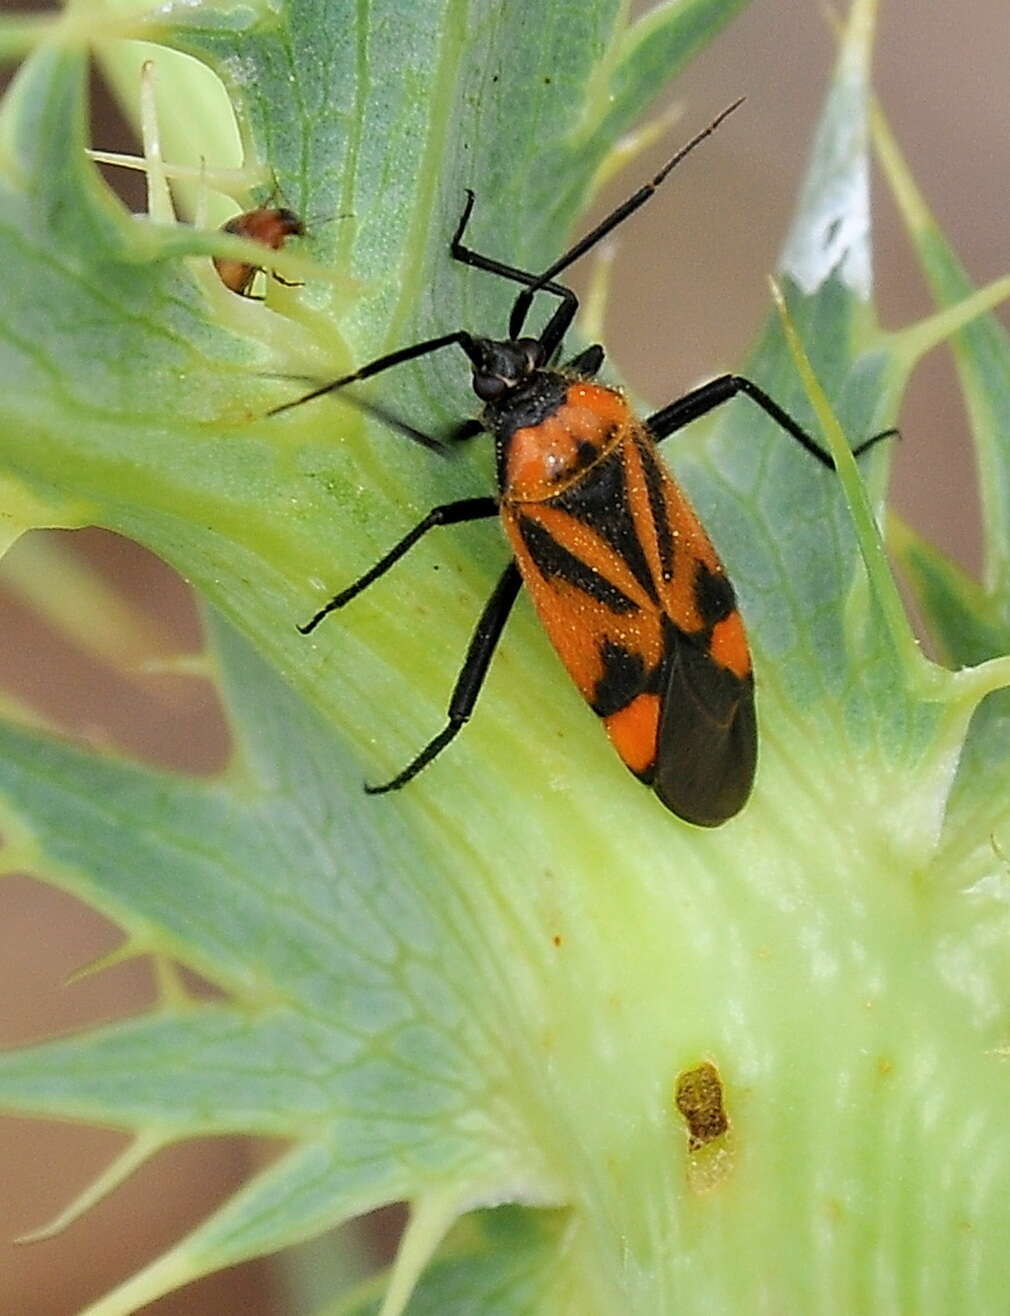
top-left (213, 205), bottom-right (306, 297)
top-left (274, 101), bottom-right (891, 826)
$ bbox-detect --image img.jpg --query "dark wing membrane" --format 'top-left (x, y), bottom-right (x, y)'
top-left (652, 623), bottom-right (756, 827)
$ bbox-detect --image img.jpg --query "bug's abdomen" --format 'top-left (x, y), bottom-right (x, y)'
top-left (502, 422), bottom-right (756, 824)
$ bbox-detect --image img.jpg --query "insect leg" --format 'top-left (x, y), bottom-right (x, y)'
top-left (340, 393), bottom-right (453, 453)
top-left (365, 560), bottom-right (523, 794)
top-left (647, 375), bottom-right (896, 467)
top-left (563, 344), bottom-right (605, 377)
top-left (447, 419), bottom-right (485, 443)
top-left (298, 496), bottom-right (499, 634)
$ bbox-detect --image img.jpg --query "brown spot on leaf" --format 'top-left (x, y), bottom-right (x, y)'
top-left (675, 1060), bottom-right (729, 1151)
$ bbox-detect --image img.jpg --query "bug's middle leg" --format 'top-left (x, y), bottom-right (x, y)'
top-left (298, 496), bottom-right (499, 634)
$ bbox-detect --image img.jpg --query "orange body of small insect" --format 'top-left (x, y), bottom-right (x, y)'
top-left (213, 206), bottom-right (304, 297)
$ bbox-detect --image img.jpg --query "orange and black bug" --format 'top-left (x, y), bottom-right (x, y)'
top-left (213, 206), bottom-right (306, 296)
top-left (274, 101), bottom-right (891, 826)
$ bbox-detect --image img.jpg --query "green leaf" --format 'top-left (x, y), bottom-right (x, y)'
top-left (876, 110), bottom-right (1010, 613)
top-left (871, 101), bottom-right (1010, 859)
top-left (890, 517), bottom-right (1009, 670)
top-left (669, 0), bottom-right (958, 848)
top-left (4, 0), bottom-right (1010, 1312)
top-left (0, 613), bottom-right (562, 1312)
top-left (0, 13), bottom-right (60, 62)
top-left (328, 1208), bottom-right (573, 1316)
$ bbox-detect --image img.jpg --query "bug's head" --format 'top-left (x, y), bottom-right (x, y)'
top-left (464, 336), bottom-right (546, 404)
top-left (273, 207), bottom-right (306, 237)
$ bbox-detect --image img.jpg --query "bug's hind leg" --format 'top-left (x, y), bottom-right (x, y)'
top-left (365, 561), bottom-right (522, 794)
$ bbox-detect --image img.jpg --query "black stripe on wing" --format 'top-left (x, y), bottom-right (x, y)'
top-left (552, 449), bottom-right (660, 605)
top-left (517, 514), bottom-right (640, 614)
top-left (591, 639), bottom-right (659, 717)
top-left (637, 437), bottom-right (676, 585)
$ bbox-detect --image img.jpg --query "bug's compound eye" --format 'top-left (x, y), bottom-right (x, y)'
top-left (474, 374), bottom-right (508, 402)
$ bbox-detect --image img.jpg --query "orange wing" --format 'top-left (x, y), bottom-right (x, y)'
top-left (501, 421), bottom-right (755, 825)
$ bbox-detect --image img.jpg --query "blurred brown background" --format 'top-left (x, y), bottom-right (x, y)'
top-left (1, 1), bottom-right (1006, 1311)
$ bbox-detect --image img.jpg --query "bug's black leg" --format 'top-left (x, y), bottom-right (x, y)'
top-left (450, 191), bottom-right (579, 348)
top-left (298, 496), bottom-right (499, 634)
top-left (447, 418), bottom-right (485, 443)
top-left (269, 330), bottom-right (477, 417)
top-left (365, 560), bottom-right (523, 795)
top-left (852, 427), bottom-right (899, 458)
top-left (563, 344), bottom-right (605, 377)
top-left (450, 191), bottom-right (572, 300)
top-left (647, 374), bottom-right (896, 467)
top-left (271, 273), bottom-right (304, 288)
top-left (536, 297), bottom-right (580, 359)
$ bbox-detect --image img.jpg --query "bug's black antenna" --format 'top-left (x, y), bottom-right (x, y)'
top-left (267, 330), bottom-right (478, 417)
top-left (507, 97), bottom-right (745, 339)
top-left (299, 210), bottom-right (353, 230)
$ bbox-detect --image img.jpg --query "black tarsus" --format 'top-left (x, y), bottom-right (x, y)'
top-left (646, 374), bottom-right (897, 468)
top-left (265, 374), bottom-right (449, 452)
top-left (364, 561), bottom-right (523, 794)
top-left (449, 418), bottom-right (486, 443)
top-left (335, 392), bottom-right (447, 453)
top-left (450, 190), bottom-right (575, 305)
top-left (564, 344), bottom-right (606, 377)
top-left (298, 496), bottom-right (499, 634)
